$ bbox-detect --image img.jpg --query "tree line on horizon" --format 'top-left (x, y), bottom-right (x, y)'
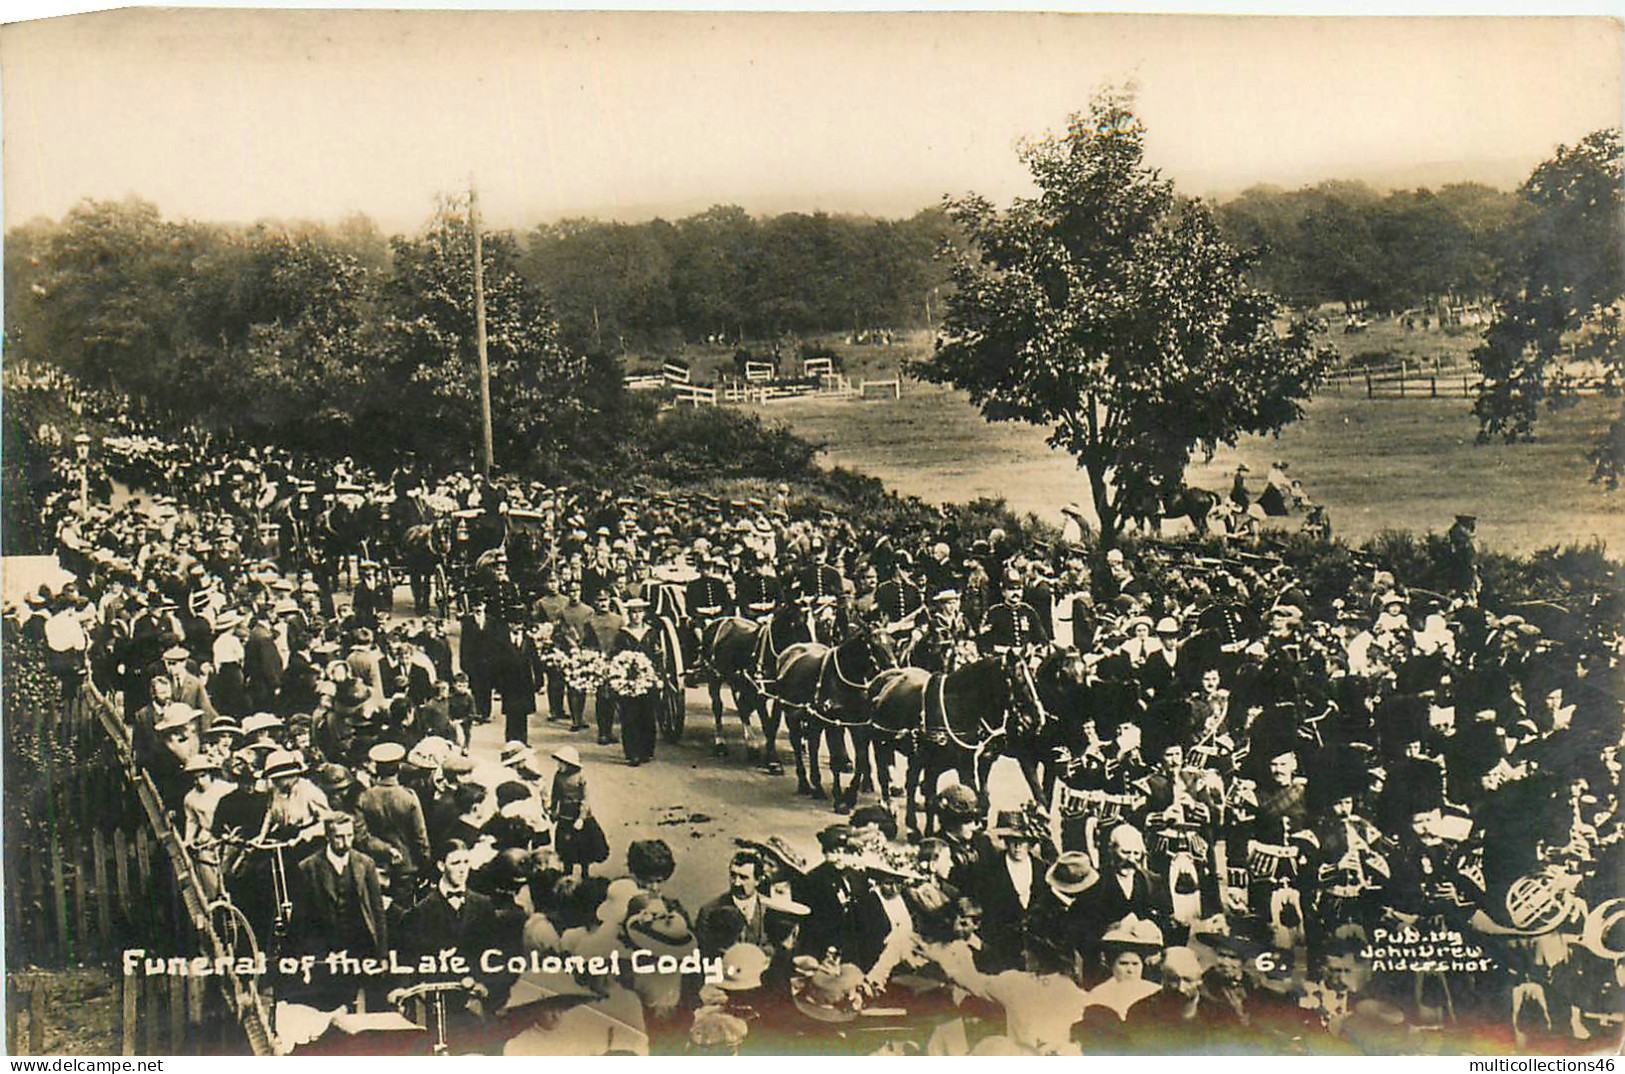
top-left (6, 175), bottom-right (1525, 368)
top-left (3, 114), bottom-right (1615, 490)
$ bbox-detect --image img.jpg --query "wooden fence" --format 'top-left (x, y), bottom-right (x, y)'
top-left (698, 372), bottom-right (898, 406)
top-left (1326, 359), bottom-right (1610, 400)
top-left (5, 674), bottom-right (273, 1056)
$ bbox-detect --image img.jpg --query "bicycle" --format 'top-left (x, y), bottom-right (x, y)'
top-left (215, 831), bottom-right (312, 1034)
top-left (388, 978), bottom-right (489, 1056)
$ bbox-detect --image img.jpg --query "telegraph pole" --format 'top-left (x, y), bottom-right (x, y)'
top-left (470, 179), bottom-right (494, 476)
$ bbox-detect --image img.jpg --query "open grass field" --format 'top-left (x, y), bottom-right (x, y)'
top-left (676, 315), bottom-right (1617, 555)
top-left (747, 383), bottom-right (1622, 557)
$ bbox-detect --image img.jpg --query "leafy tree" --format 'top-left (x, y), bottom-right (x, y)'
top-left (11, 198), bottom-right (210, 400)
top-left (525, 218), bottom-right (676, 354)
top-left (378, 198), bottom-right (587, 469)
top-left (914, 90), bottom-right (1333, 541)
top-left (668, 205), bottom-right (759, 341)
top-left (1472, 129), bottom-right (1623, 487)
top-left (182, 229), bottom-right (380, 443)
top-left (1296, 188), bottom-right (1385, 312)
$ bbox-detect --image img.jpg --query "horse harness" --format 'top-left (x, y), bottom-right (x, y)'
top-left (804, 639), bottom-right (877, 729)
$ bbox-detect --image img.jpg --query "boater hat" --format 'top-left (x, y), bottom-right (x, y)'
top-left (241, 713), bottom-right (284, 736)
top-left (263, 749), bottom-right (307, 781)
top-left (1099, 914), bottom-right (1165, 952)
top-left (154, 703), bottom-right (201, 734)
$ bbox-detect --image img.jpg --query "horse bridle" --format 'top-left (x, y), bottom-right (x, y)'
top-left (924, 667), bottom-right (1006, 754)
top-left (808, 633), bottom-right (891, 727)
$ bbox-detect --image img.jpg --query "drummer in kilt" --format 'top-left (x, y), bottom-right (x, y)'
top-left (1307, 746), bottom-right (1391, 944)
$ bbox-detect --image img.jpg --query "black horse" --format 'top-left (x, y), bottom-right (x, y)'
top-left (869, 654), bottom-right (1044, 834)
top-left (769, 625), bottom-right (898, 812)
top-left (317, 497), bottom-right (386, 589)
top-left (400, 515), bottom-right (457, 616)
top-left (1121, 482), bottom-right (1221, 537)
top-left (698, 603), bottom-right (835, 771)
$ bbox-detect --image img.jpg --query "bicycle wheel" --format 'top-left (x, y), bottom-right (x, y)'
top-left (208, 898), bottom-right (263, 968)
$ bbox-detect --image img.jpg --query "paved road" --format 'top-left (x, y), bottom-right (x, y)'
top-left (99, 476), bottom-right (1024, 913)
top-left (465, 672), bottom-right (1035, 913)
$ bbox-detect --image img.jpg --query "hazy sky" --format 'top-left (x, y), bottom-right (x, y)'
top-left (2, 9), bottom-right (1620, 232)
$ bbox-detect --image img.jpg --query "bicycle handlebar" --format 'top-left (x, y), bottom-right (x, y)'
top-left (388, 978), bottom-right (487, 1005)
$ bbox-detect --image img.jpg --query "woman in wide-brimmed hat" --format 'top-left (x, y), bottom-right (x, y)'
top-left (1080, 914), bottom-right (1166, 1021)
top-left (254, 748), bottom-right (329, 846)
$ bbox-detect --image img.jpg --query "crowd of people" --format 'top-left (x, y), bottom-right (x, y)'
top-left (6, 362), bottom-right (1623, 1056)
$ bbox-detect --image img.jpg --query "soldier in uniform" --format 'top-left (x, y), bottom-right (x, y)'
top-left (796, 544), bottom-right (845, 609)
top-left (873, 552), bottom-right (926, 639)
top-left (583, 588), bottom-right (626, 745)
top-left (734, 551), bottom-right (782, 623)
top-left (685, 554), bottom-right (735, 683)
top-left (1307, 747), bottom-right (1390, 942)
top-left (1239, 706), bottom-right (1316, 940)
top-left (978, 569), bottom-right (1051, 658)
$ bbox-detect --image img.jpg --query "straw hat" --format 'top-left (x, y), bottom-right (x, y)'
top-left (625, 908), bottom-right (697, 959)
top-left (717, 943), bottom-right (770, 992)
top-left (760, 892), bottom-right (811, 917)
top-left (241, 713), bottom-right (284, 736)
top-left (551, 745), bottom-right (582, 770)
top-left (500, 741), bottom-right (540, 771)
top-left (263, 749), bottom-right (307, 781)
top-left (1099, 914), bottom-right (1165, 952)
top-left (154, 703), bottom-right (201, 734)
top-left (791, 962), bottom-right (866, 1023)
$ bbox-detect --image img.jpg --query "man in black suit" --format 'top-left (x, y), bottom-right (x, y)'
top-left (489, 618), bottom-right (540, 745)
top-left (458, 597), bottom-right (498, 723)
top-left (1138, 617), bottom-right (1189, 702)
top-left (963, 810), bottom-right (1049, 972)
top-left (695, 851), bottom-right (771, 957)
top-left (1025, 851), bottom-right (1101, 976)
top-left (1075, 823), bottom-right (1167, 965)
top-left (243, 613), bottom-right (284, 714)
top-left (400, 841), bottom-right (504, 1008)
top-left (294, 813), bottom-right (387, 1009)
top-left (419, 617), bottom-right (455, 684)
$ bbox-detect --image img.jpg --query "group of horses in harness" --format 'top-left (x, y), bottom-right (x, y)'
top-left (266, 486), bottom-right (538, 620)
top-left (683, 592), bottom-right (1228, 833)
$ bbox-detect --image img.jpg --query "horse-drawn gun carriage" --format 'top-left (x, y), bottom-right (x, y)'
top-left (643, 576), bottom-right (691, 744)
